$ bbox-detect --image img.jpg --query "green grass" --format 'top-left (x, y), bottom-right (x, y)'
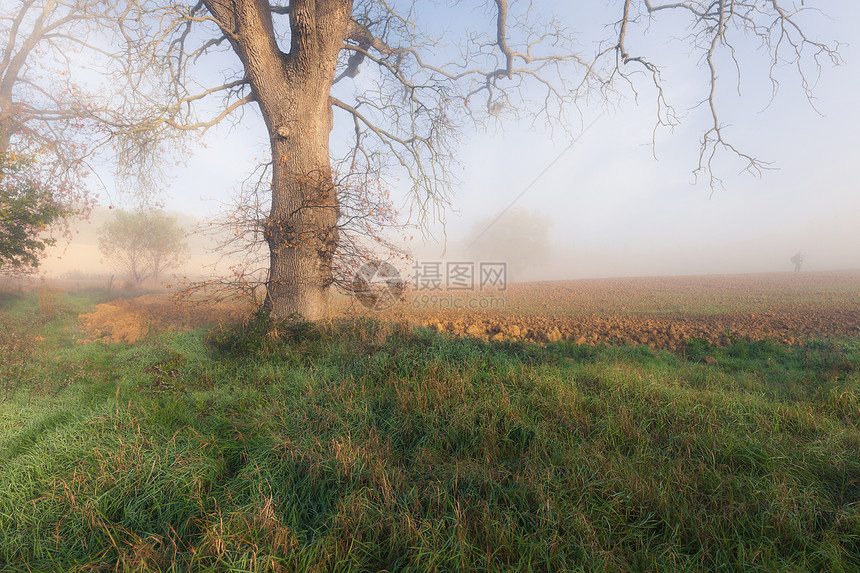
top-left (0, 292), bottom-right (858, 572)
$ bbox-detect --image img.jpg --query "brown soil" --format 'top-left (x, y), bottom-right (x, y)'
top-left (354, 271), bottom-right (860, 350)
top-left (79, 271), bottom-right (860, 348)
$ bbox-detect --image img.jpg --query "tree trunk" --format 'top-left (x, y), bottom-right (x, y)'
top-left (1, 80), bottom-right (22, 157)
top-left (0, 114), bottom-right (15, 157)
top-left (0, 112), bottom-right (18, 183)
top-left (203, 0), bottom-right (352, 321)
top-left (263, 103), bottom-right (339, 321)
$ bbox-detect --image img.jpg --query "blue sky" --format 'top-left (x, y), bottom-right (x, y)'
top-left (138, 1), bottom-right (860, 279)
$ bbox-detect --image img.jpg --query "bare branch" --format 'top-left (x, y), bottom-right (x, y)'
top-left (114, 0), bottom-right (841, 318)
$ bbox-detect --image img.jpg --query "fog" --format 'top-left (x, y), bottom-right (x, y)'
top-left (31, 3), bottom-right (860, 286)
top-left (40, 189), bottom-right (857, 288)
top-left (39, 208), bottom-right (219, 285)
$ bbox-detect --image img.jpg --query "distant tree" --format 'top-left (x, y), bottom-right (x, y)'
top-left (0, 152), bottom-right (69, 274)
top-left (466, 208), bottom-right (552, 282)
top-left (147, 212), bottom-right (192, 284)
top-left (790, 252), bottom-right (805, 272)
top-left (98, 210), bottom-right (151, 286)
top-left (98, 210), bottom-right (190, 286)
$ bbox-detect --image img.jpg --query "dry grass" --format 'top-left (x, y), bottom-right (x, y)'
top-left (78, 294), bottom-right (254, 343)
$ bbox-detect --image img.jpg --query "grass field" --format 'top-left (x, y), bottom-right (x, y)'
top-left (1, 283), bottom-right (859, 572)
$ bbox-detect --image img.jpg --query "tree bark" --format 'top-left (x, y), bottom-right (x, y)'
top-left (263, 103), bottom-right (339, 321)
top-left (203, 0), bottom-right (352, 320)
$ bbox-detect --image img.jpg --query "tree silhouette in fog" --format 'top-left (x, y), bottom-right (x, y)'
top-left (467, 208), bottom-right (551, 282)
top-left (790, 252), bottom-right (805, 272)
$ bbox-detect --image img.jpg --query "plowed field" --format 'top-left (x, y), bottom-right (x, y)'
top-left (347, 271), bottom-right (860, 349)
top-left (80, 271), bottom-right (860, 349)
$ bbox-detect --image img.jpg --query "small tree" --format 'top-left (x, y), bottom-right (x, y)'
top-left (98, 209), bottom-right (190, 287)
top-left (147, 212), bottom-right (192, 284)
top-left (790, 252), bottom-right (805, 272)
top-left (0, 152), bottom-right (69, 274)
top-left (466, 208), bottom-right (552, 282)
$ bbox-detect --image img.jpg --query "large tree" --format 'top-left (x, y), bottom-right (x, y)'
top-left (118, 0), bottom-right (840, 320)
top-left (0, 0), bottom-right (130, 191)
top-left (1, 0), bottom-right (136, 269)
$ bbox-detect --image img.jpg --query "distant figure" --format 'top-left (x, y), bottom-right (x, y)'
top-left (790, 252), bottom-right (805, 272)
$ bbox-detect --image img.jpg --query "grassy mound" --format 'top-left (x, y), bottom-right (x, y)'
top-left (0, 292), bottom-right (858, 571)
